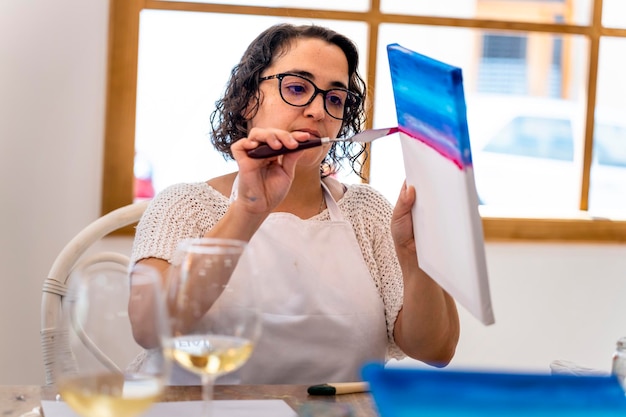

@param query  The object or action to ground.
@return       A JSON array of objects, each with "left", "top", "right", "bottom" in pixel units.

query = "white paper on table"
[{"left": 41, "top": 399, "right": 298, "bottom": 417}]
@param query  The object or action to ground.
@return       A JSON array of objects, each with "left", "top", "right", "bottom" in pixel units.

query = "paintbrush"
[
  {"left": 247, "top": 127, "right": 398, "bottom": 159},
  {"left": 307, "top": 381, "right": 370, "bottom": 396}
]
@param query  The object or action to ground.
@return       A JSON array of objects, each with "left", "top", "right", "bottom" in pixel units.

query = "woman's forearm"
[{"left": 393, "top": 246, "right": 460, "bottom": 366}]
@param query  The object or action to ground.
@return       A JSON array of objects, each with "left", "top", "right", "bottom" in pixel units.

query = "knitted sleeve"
[
  {"left": 339, "top": 184, "right": 406, "bottom": 361},
  {"left": 130, "top": 182, "right": 228, "bottom": 264}
]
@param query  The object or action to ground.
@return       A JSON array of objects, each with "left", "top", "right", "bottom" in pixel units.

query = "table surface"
[{"left": 1, "top": 384, "right": 380, "bottom": 417}]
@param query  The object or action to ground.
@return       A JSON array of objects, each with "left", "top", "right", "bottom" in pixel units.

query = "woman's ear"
[{"left": 243, "top": 92, "right": 262, "bottom": 121}]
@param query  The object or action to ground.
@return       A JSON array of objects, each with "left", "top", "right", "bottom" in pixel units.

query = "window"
[
  {"left": 132, "top": 11, "right": 367, "bottom": 197},
  {"left": 103, "top": 0, "right": 626, "bottom": 241}
]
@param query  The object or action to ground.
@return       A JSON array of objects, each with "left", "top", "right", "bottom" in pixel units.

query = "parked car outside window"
[{"left": 468, "top": 95, "right": 626, "bottom": 216}]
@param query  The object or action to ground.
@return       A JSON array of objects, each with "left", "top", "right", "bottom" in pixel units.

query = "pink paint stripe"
[{"left": 396, "top": 125, "right": 466, "bottom": 170}]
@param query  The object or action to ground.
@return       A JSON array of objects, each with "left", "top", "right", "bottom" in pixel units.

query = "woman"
[{"left": 129, "top": 23, "right": 459, "bottom": 384}]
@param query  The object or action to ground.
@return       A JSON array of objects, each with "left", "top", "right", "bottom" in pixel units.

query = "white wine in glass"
[
  {"left": 168, "top": 334, "right": 253, "bottom": 376},
  {"left": 55, "top": 263, "right": 170, "bottom": 417},
  {"left": 165, "top": 238, "right": 261, "bottom": 416}
]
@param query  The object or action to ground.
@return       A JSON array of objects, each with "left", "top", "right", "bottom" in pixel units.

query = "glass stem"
[{"left": 201, "top": 374, "right": 215, "bottom": 417}]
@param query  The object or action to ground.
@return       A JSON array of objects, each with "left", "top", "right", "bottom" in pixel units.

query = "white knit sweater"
[{"left": 131, "top": 181, "right": 406, "bottom": 360}]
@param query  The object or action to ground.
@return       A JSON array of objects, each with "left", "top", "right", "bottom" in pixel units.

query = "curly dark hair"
[{"left": 210, "top": 23, "right": 368, "bottom": 178}]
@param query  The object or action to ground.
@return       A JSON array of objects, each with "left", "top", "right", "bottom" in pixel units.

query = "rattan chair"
[{"left": 40, "top": 200, "right": 149, "bottom": 385}]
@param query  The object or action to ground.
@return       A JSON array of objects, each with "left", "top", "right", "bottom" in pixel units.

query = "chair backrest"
[{"left": 41, "top": 200, "right": 149, "bottom": 385}]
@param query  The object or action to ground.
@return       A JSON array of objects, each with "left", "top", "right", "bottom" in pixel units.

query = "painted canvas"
[
  {"left": 387, "top": 43, "right": 494, "bottom": 325},
  {"left": 362, "top": 362, "right": 626, "bottom": 416}
]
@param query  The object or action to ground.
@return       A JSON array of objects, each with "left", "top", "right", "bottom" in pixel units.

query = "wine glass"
[
  {"left": 164, "top": 237, "right": 262, "bottom": 416},
  {"left": 54, "top": 262, "right": 170, "bottom": 417}
]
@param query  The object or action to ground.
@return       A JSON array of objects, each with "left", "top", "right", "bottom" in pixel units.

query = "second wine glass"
[
  {"left": 164, "top": 237, "right": 262, "bottom": 416},
  {"left": 54, "top": 263, "right": 170, "bottom": 417}
]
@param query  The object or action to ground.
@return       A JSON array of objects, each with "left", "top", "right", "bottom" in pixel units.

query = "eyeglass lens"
[{"left": 278, "top": 74, "right": 356, "bottom": 120}]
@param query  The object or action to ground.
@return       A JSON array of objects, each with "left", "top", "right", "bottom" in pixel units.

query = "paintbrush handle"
[
  {"left": 247, "top": 138, "right": 326, "bottom": 159},
  {"left": 246, "top": 127, "right": 397, "bottom": 158},
  {"left": 307, "top": 381, "right": 370, "bottom": 395}
]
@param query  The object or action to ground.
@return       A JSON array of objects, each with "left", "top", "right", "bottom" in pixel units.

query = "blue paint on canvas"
[
  {"left": 363, "top": 362, "right": 626, "bottom": 416},
  {"left": 387, "top": 43, "right": 472, "bottom": 169}
]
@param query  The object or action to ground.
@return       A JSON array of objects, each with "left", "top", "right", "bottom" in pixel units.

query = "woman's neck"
[{"left": 274, "top": 173, "right": 326, "bottom": 219}]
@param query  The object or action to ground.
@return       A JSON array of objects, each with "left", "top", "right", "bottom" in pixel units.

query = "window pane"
[
  {"left": 380, "top": 0, "right": 474, "bottom": 19},
  {"left": 588, "top": 37, "right": 626, "bottom": 218},
  {"left": 160, "top": 0, "right": 369, "bottom": 12},
  {"left": 602, "top": 0, "right": 626, "bottom": 29},
  {"left": 371, "top": 23, "right": 590, "bottom": 213},
  {"left": 134, "top": 10, "right": 368, "bottom": 199},
  {"left": 380, "top": 0, "right": 592, "bottom": 25}
]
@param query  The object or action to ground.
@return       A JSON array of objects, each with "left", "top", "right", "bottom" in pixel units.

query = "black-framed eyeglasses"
[{"left": 259, "top": 73, "right": 361, "bottom": 121}]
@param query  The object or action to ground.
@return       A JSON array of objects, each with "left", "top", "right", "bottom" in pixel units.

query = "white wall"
[
  {"left": 1, "top": 0, "right": 109, "bottom": 383},
  {"left": 2, "top": 0, "right": 626, "bottom": 385},
  {"left": 402, "top": 243, "right": 626, "bottom": 375}
]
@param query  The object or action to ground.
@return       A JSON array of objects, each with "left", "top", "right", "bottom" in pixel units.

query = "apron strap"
[
  {"left": 229, "top": 176, "right": 238, "bottom": 203},
  {"left": 321, "top": 180, "right": 344, "bottom": 222}
]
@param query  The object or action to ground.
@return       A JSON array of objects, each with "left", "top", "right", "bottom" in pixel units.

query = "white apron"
[{"left": 165, "top": 181, "right": 388, "bottom": 384}]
